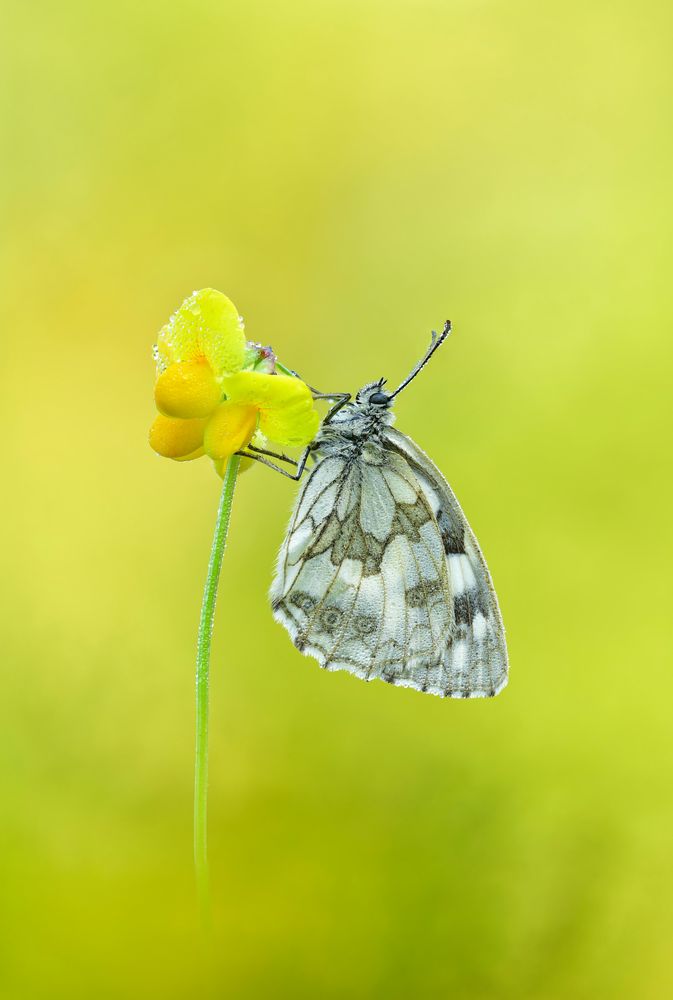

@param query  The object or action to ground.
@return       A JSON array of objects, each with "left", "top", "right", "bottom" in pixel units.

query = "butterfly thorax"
[{"left": 313, "top": 381, "right": 395, "bottom": 459}]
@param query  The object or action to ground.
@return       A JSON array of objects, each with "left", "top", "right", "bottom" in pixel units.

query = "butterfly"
[{"left": 242, "top": 323, "right": 508, "bottom": 698}]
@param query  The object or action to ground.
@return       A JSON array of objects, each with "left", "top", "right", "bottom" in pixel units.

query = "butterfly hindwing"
[{"left": 271, "top": 447, "right": 458, "bottom": 688}]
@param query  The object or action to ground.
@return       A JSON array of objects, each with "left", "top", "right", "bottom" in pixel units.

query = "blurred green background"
[{"left": 2, "top": 1, "right": 672, "bottom": 997}]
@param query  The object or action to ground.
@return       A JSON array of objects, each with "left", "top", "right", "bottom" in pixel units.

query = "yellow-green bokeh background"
[{"left": 2, "top": 2, "right": 672, "bottom": 997}]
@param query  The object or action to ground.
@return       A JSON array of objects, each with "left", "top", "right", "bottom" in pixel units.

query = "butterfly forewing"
[
  {"left": 383, "top": 427, "right": 508, "bottom": 697},
  {"left": 271, "top": 424, "right": 508, "bottom": 698}
]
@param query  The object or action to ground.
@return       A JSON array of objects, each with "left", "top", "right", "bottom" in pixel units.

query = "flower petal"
[
  {"left": 154, "top": 359, "right": 222, "bottom": 419},
  {"left": 149, "top": 414, "right": 208, "bottom": 460},
  {"left": 155, "top": 289, "right": 245, "bottom": 376},
  {"left": 173, "top": 446, "right": 206, "bottom": 461},
  {"left": 203, "top": 402, "right": 258, "bottom": 460},
  {"left": 221, "top": 372, "right": 320, "bottom": 448}
]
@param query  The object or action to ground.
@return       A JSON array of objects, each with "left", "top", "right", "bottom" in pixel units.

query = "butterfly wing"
[
  {"left": 384, "top": 426, "right": 508, "bottom": 697},
  {"left": 270, "top": 433, "right": 508, "bottom": 699},
  {"left": 270, "top": 448, "right": 455, "bottom": 688}
]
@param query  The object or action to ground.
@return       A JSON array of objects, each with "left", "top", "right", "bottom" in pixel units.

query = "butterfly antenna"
[{"left": 388, "top": 320, "right": 452, "bottom": 401}]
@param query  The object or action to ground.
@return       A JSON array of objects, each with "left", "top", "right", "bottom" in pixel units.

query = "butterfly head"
[{"left": 355, "top": 378, "right": 392, "bottom": 411}]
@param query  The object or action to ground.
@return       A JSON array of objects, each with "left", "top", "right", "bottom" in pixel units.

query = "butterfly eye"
[{"left": 369, "top": 392, "right": 389, "bottom": 405}]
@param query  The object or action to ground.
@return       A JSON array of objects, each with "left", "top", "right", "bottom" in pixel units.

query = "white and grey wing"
[
  {"left": 384, "top": 426, "right": 508, "bottom": 698},
  {"left": 271, "top": 434, "right": 508, "bottom": 699},
  {"left": 270, "top": 450, "right": 455, "bottom": 690}
]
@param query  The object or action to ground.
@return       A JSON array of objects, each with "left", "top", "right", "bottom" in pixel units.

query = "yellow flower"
[{"left": 149, "top": 289, "right": 320, "bottom": 473}]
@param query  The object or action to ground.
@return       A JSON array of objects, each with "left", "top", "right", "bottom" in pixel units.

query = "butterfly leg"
[
  {"left": 319, "top": 393, "right": 351, "bottom": 423},
  {"left": 235, "top": 445, "right": 313, "bottom": 481},
  {"left": 246, "top": 444, "right": 301, "bottom": 467},
  {"left": 283, "top": 367, "right": 351, "bottom": 420}
]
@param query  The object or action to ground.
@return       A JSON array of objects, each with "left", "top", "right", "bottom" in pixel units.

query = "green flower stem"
[
  {"left": 194, "top": 454, "right": 241, "bottom": 924},
  {"left": 275, "top": 360, "right": 295, "bottom": 377}
]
